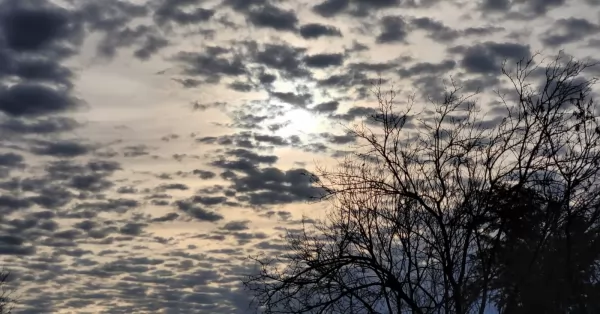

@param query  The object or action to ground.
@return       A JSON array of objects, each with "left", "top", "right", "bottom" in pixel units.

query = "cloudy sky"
[{"left": 0, "top": 0, "right": 599, "bottom": 312}]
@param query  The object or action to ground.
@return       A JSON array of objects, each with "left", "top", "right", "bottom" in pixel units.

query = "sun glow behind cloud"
[{"left": 1, "top": 0, "right": 599, "bottom": 312}]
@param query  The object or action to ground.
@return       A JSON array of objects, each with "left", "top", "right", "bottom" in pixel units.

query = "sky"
[{"left": 0, "top": 0, "right": 599, "bottom": 313}]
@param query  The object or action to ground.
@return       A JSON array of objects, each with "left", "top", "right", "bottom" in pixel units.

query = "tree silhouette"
[
  {"left": 243, "top": 53, "right": 600, "bottom": 314},
  {"left": 0, "top": 269, "right": 14, "bottom": 314},
  {"left": 478, "top": 185, "right": 600, "bottom": 313}
]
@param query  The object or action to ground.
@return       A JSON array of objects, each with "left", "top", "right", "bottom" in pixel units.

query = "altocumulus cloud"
[{"left": 0, "top": 0, "right": 599, "bottom": 313}]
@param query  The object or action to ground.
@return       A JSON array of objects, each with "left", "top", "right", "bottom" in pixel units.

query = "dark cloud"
[
  {"left": 197, "top": 132, "right": 256, "bottom": 148},
  {"left": 175, "top": 200, "right": 224, "bottom": 222},
  {"left": 0, "top": 117, "right": 80, "bottom": 134},
  {"left": 450, "top": 41, "right": 531, "bottom": 74},
  {"left": 377, "top": 16, "right": 409, "bottom": 43},
  {"left": 463, "top": 25, "right": 505, "bottom": 36},
  {"left": 0, "top": 55, "right": 73, "bottom": 87},
  {"left": 313, "top": 0, "right": 350, "bottom": 17},
  {"left": 319, "top": 132, "right": 356, "bottom": 144},
  {"left": 221, "top": 220, "right": 250, "bottom": 231},
  {"left": 154, "top": 0, "right": 215, "bottom": 26},
  {"left": 117, "top": 186, "right": 137, "bottom": 194},
  {"left": 174, "top": 50, "right": 247, "bottom": 83},
  {"left": 68, "top": 173, "right": 114, "bottom": 192},
  {"left": 123, "top": 144, "right": 152, "bottom": 157},
  {"left": 228, "top": 81, "right": 255, "bottom": 92},
  {"left": 258, "top": 72, "right": 277, "bottom": 84},
  {"left": 0, "top": 195, "right": 31, "bottom": 214},
  {"left": 81, "top": 0, "right": 171, "bottom": 60},
  {"left": 151, "top": 212, "right": 179, "bottom": 222},
  {"left": 192, "top": 169, "right": 216, "bottom": 179},
  {"left": 119, "top": 223, "right": 146, "bottom": 236},
  {"left": 409, "top": 17, "right": 459, "bottom": 42},
  {"left": 223, "top": 148, "right": 278, "bottom": 165},
  {"left": 228, "top": 167, "right": 324, "bottom": 205},
  {"left": 30, "top": 140, "right": 91, "bottom": 157},
  {"left": 173, "top": 78, "right": 203, "bottom": 88},
  {"left": 312, "top": 0, "right": 435, "bottom": 17},
  {"left": 246, "top": 4, "right": 298, "bottom": 31},
  {"left": 479, "top": 0, "right": 567, "bottom": 16},
  {"left": 246, "top": 42, "right": 310, "bottom": 79},
  {"left": 0, "top": 234, "right": 36, "bottom": 255},
  {"left": 0, "top": 0, "right": 83, "bottom": 56},
  {"left": 222, "top": 0, "right": 270, "bottom": 12},
  {"left": 72, "top": 198, "right": 139, "bottom": 215},
  {"left": 0, "top": 83, "right": 80, "bottom": 117},
  {"left": 96, "top": 25, "right": 151, "bottom": 59},
  {"left": 81, "top": 0, "right": 147, "bottom": 32},
  {"left": 299, "top": 23, "right": 342, "bottom": 39},
  {"left": 410, "top": 18, "right": 504, "bottom": 42},
  {"left": 541, "top": 18, "right": 600, "bottom": 47},
  {"left": 398, "top": 59, "right": 456, "bottom": 77},
  {"left": 331, "top": 106, "right": 378, "bottom": 121},
  {"left": 1, "top": 159, "right": 123, "bottom": 211},
  {"left": 270, "top": 91, "right": 312, "bottom": 107},
  {"left": 304, "top": 53, "right": 345, "bottom": 68},
  {"left": 0, "top": 152, "right": 24, "bottom": 168},
  {"left": 157, "top": 183, "right": 190, "bottom": 191},
  {"left": 480, "top": 0, "right": 511, "bottom": 12},
  {"left": 311, "top": 100, "right": 339, "bottom": 113},
  {"left": 191, "top": 195, "right": 228, "bottom": 206},
  {"left": 349, "top": 60, "right": 402, "bottom": 73}
]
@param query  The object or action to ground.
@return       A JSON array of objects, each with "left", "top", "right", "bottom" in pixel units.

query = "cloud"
[
  {"left": 175, "top": 200, "right": 224, "bottom": 221},
  {"left": 0, "top": 116, "right": 80, "bottom": 134},
  {"left": 0, "top": 55, "right": 74, "bottom": 87},
  {"left": 270, "top": 91, "right": 312, "bottom": 107},
  {"left": 192, "top": 169, "right": 217, "bottom": 179},
  {"left": 0, "top": 84, "right": 81, "bottom": 117},
  {"left": 312, "top": 0, "right": 349, "bottom": 17},
  {"left": 312, "top": 0, "right": 434, "bottom": 17},
  {"left": 541, "top": 17, "right": 600, "bottom": 47},
  {"left": 0, "top": 152, "right": 24, "bottom": 168},
  {"left": 0, "top": 0, "right": 83, "bottom": 56},
  {"left": 398, "top": 59, "right": 456, "bottom": 77},
  {"left": 221, "top": 220, "right": 250, "bottom": 231},
  {"left": 409, "top": 16, "right": 459, "bottom": 42},
  {"left": 174, "top": 50, "right": 247, "bottom": 83},
  {"left": 450, "top": 41, "right": 531, "bottom": 75},
  {"left": 0, "top": 234, "right": 36, "bottom": 255},
  {"left": 1, "top": 0, "right": 596, "bottom": 312},
  {"left": 377, "top": 16, "right": 409, "bottom": 43},
  {"left": 30, "top": 140, "right": 91, "bottom": 157},
  {"left": 304, "top": 53, "right": 345, "bottom": 68},
  {"left": 245, "top": 42, "right": 310, "bottom": 79},
  {"left": 299, "top": 23, "right": 342, "bottom": 39},
  {"left": 311, "top": 100, "right": 340, "bottom": 113},
  {"left": 246, "top": 4, "right": 298, "bottom": 31},
  {"left": 153, "top": 0, "right": 215, "bottom": 26}
]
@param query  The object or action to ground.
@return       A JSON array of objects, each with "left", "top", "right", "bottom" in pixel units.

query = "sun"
[{"left": 276, "top": 108, "right": 323, "bottom": 138}]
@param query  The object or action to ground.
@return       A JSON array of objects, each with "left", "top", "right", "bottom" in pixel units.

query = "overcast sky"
[{"left": 0, "top": 0, "right": 599, "bottom": 313}]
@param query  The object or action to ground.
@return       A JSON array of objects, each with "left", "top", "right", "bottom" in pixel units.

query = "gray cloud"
[
  {"left": 377, "top": 15, "right": 409, "bottom": 43},
  {"left": 246, "top": 4, "right": 298, "bottom": 31},
  {"left": 450, "top": 41, "right": 531, "bottom": 74},
  {"left": 299, "top": 23, "right": 342, "bottom": 39},
  {"left": 541, "top": 17, "right": 600, "bottom": 47},
  {"left": 0, "top": 84, "right": 81, "bottom": 117}
]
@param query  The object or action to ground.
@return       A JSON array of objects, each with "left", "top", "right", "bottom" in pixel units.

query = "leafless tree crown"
[{"left": 243, "top": 53, "right": 600, "bottom": 314}]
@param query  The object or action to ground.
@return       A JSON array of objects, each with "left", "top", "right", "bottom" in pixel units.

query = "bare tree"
[
  {"left": 0, "top": 269, "right": 14, "bottom": 314},
  {"left": 243, "top": 53, "right": 600, "bottom": 314}
]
